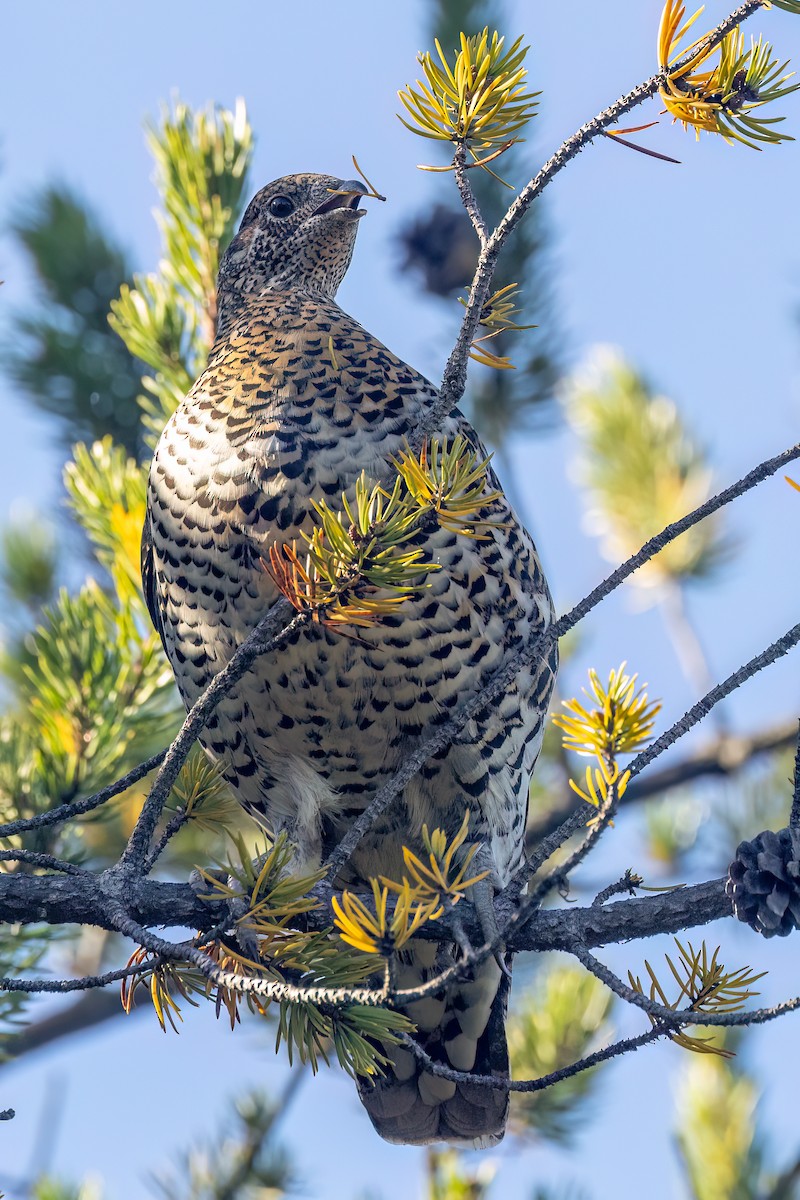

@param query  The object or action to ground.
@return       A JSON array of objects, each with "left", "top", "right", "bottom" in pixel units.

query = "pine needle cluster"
[
  {"left": 398, "top": 29, "right": 539, "bottom": 173},
  {"left": 333, "top": 811, "right": 487, "bottom": 957},
  {"left": 267, "top": 437, "right": 501, "bottom": 628},
  {"left": 124, "top": 832, "right": 415, "bottom": 1079},
  {"left": 629, "top": 938, "right": 766, "bottom": 1056},
  {"left": 553, "top": 664, "right": 661, "bottom": 811},
  {"left": 659, "top": 2, "right": 800, "bottom": 147},
  {"left": 460, "top": 283, "right": 536, "bottom": 369}
]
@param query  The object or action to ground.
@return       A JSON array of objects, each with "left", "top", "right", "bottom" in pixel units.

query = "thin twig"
[
  {"left": 322, "top": 639, "right": 558, "bottom": 880},
  {"left": 0, "top": 850, "right": 89, "bottom": 877},
  {"left": 490, "top": 785, "right": 622, "bottom": 961},
  {"left": 522, "top": 784, "right": 619, "bottom": 910},
  {"left": 790, "top": 720, "right": 800, "bottom": 828},
  {"left": 453, "top": 146, "right": 489, "bottom": 243},
  {"left": 511, "top": 809, "right": 588, "bottom": 902},
  {"left": 627, "top": 623, "right": 800, "bottom": 783},
  {"left": 435, "top": 1, "right": 765, "bottom": 426},
  {"left": 143, "top": 809, "right": 192, "bottom": 874},
  {"left": 573, "top": 942, "right": 800, "bottom": 1028},
  {"left": 267, "top": 1063, "right": 309, "bottom": 1137},
  {"left": 0, "top": 750, "right": 166, "bottom": 840},
  {"left": 601, "top": 129, "right": 681, "bottom": 164},
  {"left": 592, "top": 870, "right": 642, "bottom": 908},
  {"left": 119, "top": 608, "right": 307, "bottom": 872},
  {"left": 620, "top": 720, "right": 798, "bottom": 802},
  {"left": 400, "top": 1024, "right": 664, "bottom": 1091},
  {"left": 0, "top": 960, "right": 162, "bottom": 995},
  {"left": 212, "top": 1069, "right": 307, "bottom": 1200}
]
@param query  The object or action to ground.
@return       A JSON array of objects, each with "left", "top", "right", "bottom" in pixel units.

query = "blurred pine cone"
[{"left": 396, "top": 203, "right": 477, "bottom": 297}]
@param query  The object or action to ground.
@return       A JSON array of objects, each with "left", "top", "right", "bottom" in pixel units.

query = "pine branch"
[
  {"left": 434, "top": 1, "right": 768, "bottom": 428},
  {"left": 0, "top": 749, "right": 166, "bottom": 840},
  {"left": 0, "top": 874, "right": 733, "bottom": 983},
  {"left": 528, "top": 719, "right": 800, "bottom": 841},
  {"left": 573, "top": 943, "right": 800, "bottom": 1030},
  {"left": 400, "top": 1024, "right": 664, "bottom": 1091}
]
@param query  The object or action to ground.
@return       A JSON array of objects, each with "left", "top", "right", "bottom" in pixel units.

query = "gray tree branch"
[
  {"left": 401, "top": 1024, "right": 664, "bottom": 1092},
  {"left": 0, "top": 872, "right": 733, "bottom": 964},
  {"left": 572, "top": 942, "right": 800, "bottom": 1029}
]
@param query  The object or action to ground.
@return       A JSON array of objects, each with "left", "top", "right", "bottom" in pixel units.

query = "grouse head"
[{"left": 218, "top": 173, "right": 368, "bottom": 302}]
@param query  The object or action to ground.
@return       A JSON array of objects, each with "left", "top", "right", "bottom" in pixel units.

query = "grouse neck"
[{"left": 214, "top": 285, "right": 343, "bottom": 344}]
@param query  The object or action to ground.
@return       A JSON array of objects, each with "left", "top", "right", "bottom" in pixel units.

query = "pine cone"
[{"left": 726, "top": 827, "right": 800, "bottom": 938}]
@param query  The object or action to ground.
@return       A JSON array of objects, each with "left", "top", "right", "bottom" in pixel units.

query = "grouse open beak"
[{"left": 312, "top": 179, "right": 369, "bottom": 218}]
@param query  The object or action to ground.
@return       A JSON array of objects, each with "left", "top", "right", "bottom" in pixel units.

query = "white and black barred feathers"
[{"left": 143, "top": 173, "right": 558, "bottom": 1146}]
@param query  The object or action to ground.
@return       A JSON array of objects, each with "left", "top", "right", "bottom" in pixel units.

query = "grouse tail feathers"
[{"left": 357, "top": 940, "right": 511, "bottom": 1147}]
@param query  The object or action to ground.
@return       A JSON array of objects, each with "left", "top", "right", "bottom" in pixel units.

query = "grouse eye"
[{"left": 268, "top": 194, "right": 295, "bottom": 219}]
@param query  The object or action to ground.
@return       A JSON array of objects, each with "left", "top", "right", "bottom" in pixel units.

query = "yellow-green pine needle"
[{"left": 397, "top": 27, "right": 539, "bottom": 169}]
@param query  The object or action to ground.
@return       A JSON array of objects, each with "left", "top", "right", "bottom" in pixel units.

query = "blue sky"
[{"left": 1, "top": 1, "right": 800, "bottom": 1196}]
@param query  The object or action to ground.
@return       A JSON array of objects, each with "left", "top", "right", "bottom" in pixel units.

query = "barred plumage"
[{"left": 143, "top": 173, "right": 557, "bottom": 1146}]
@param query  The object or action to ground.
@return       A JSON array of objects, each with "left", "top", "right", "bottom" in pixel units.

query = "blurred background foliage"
[
  {"left": 6, "top": 187, "right": 143, "bottom": 458},
  {"left": 1, "top": 0, "right": 799, "bottom": 1195}
]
